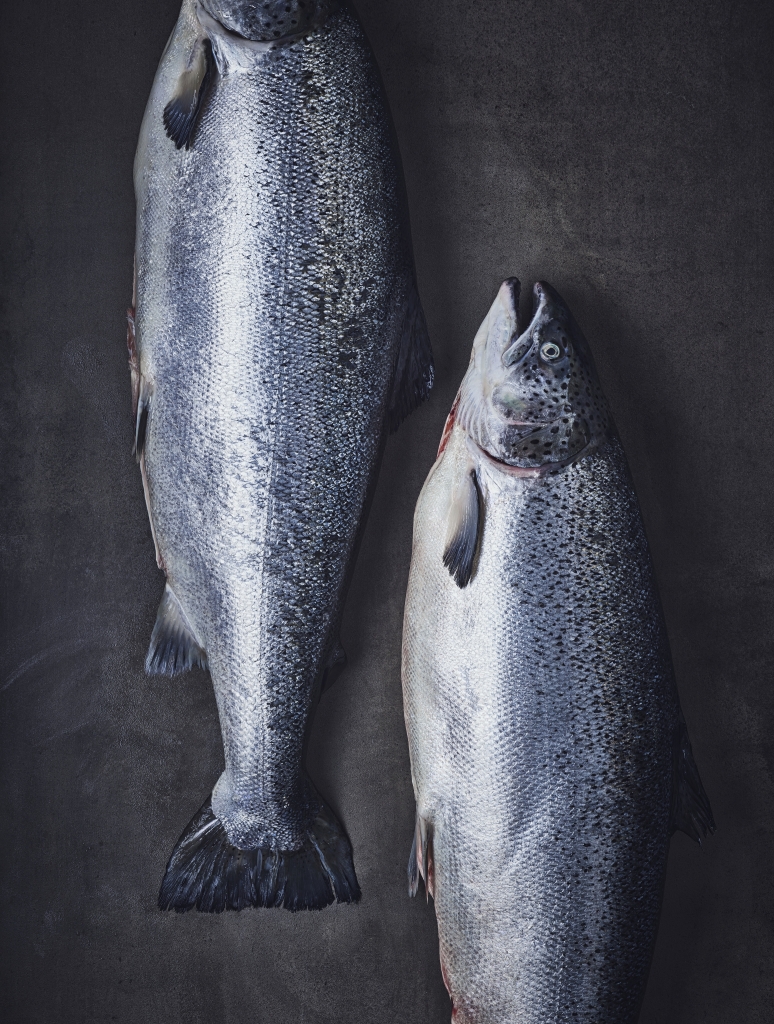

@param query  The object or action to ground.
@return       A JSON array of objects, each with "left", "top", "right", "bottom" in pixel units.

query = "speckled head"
[
  {"left": 200, "top": 0, "right": 337, "bottom": 41},
  {"left": 457, "top": 278, "right": 610, "bottom": 470}
]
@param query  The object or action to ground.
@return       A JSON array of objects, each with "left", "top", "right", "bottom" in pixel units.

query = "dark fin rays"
[
  {"left": 158, "top": 797, "right": 360, "bottom": 912},
  {"left": 407, "top": 825, "right": 419, "bottom": 897},
  {"left": 146, "top": 584, "right": 208, "bottom": 676},
  {"left": 670, "top": 716, "right": 716, "bottom": 843},
  {"left": 421, "top": 820, "right": 434, "bottom": 899},
  {"left": 133, "top": 380, "right": 150, "bottom": 462},
  {"left": 386, "top": 283, "right": 434, "bottom": 433},
  {"left": 307, "top": 801, "right": 360, "bottom": 904},
  {"left": 407, "top": 812, "right": 434, "bottom": 900},
  {"left": 163, "top": 37, "right": 215, "bottom": 150},
  {"left": 443, "top": 465, "right": 482, "bottom": 588}
]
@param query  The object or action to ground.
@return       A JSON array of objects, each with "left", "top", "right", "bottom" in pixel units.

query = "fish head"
[
  {"left": 458, "top": 279, "right": 609, "bottom": 469},
  {"left": 200, "top": 0, "right": 335, "bottom": 40}
]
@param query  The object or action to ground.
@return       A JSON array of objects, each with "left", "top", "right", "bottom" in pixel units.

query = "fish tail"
[
  {"left": 158, "top": 796, "right": 360, "bottom": 912},
  {"left": 670, "top": 716, "right": 716, "bottom": 843}
]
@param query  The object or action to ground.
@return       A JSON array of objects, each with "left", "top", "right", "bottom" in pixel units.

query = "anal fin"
[
  {"left": 386, "top": 282, "right": 434, "bottom": 433},
  {"left": 163, "top": 37, "right": 215, "bottom": 150},
  {"left": 442, "top": 459, "right": 482, "bottom": 588},
  {"left": 146, "top": 584, "right": 207, "bottom": 676},
  {"left": 670, "top": 716, "right": 716, "bottom": 842}
]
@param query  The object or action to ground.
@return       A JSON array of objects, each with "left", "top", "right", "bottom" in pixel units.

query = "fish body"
[
  {"left": 132, "top": 0, "right": 432, "bottom": 912},
  {"left": 402, "top": 280, "right": 712, "bottom": 1022}
]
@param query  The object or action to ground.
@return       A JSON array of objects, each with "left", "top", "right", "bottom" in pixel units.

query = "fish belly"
[
  {"left": 403, "top": 428, "right": 676, "bottom": 1023},
  {"left": 136, "top": 3, "right": 412, "bottom": 850}
]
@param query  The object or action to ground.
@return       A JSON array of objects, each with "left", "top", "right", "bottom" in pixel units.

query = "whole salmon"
[
  {"left": 402, "top": 279, "right": 712, "bottom": 1022},
  {"left": 130, "top": 0, "right": 433, "bottom": 912}
]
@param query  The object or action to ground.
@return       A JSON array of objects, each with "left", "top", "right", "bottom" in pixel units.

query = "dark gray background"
[{"left": 1, "top": 0, "right": 772, "bottom": 1021}]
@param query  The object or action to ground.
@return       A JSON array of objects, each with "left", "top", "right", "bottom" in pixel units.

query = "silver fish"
[
  {"left": 402, "top": 279, "right": 712, "bottom": 1022},
  {"left": 130, "top": 0, "right": 433, "bottom": 912}
]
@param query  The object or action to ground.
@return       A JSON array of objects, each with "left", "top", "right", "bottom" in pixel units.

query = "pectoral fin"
[
  {"left": 163, "top": 37, "right": 215, "bottom": 150},
  {"left": 442, "top": 461, "right": 482, "bottom": 588}
]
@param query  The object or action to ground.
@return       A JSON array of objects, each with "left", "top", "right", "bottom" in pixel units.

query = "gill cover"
[
  {"left": 201, "top": 0, "right": 337, "bottom": 41},
  {"left": 456, "top": 277, "right": 522, "bottom": 455}
]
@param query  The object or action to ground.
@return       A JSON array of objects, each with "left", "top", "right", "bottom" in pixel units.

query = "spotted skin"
[
  {"left": 402, "top": 281, "right": 712, "bottom": 1022},
  {"left": 458, "top": 279, "right": 608, "bottom": 470}
]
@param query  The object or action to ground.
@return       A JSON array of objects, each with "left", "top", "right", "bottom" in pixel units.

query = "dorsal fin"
[
  {"left": 386, "top": 282, "right": 434, "bottom": 432},
  {"left": 319, "top": 637, "right": 347, "bottom": 695},
  {"left": 670, "top": 716, "right": 716, "bottom": 842}
]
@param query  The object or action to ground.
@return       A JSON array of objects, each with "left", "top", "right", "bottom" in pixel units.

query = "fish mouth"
[{"left": 469, "top": 435, "right": 596, "bottom": 477}]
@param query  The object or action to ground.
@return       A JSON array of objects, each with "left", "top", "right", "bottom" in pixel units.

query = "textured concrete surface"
[{"left": 1, "top": 1, "right": 772, "bottom": 1021}]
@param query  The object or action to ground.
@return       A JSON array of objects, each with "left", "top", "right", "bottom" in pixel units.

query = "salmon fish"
[
  {"left": 130, "top": 0, "right": 433, "bottom": 912},
  {"left": 402, "top": 279, "right": 712, "bottom": 1021}
]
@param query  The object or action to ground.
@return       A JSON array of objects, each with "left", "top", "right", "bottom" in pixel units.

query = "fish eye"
[{"left": 540, "top": 341, "right": 562, "bottom": 361}]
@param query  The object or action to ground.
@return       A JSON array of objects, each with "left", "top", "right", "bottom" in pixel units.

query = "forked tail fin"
[
  {"left": 158, "top": 796, "right": 360, "bottom": 912},
  {"left": 671, "top": 717, "right": 716, "bottom": 843}
]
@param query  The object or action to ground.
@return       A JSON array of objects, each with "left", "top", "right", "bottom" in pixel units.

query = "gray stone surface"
[{"left": 1, "top": 0, "right": 771, "bottom": 1021}]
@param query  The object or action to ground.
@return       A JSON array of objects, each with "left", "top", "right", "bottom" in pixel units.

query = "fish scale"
[
  {"left": 133, "top": 0, "right": 432, "bottom": 911},
  {"left": 402, "top": 279, "right": 712, "bottom": 1021}
]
